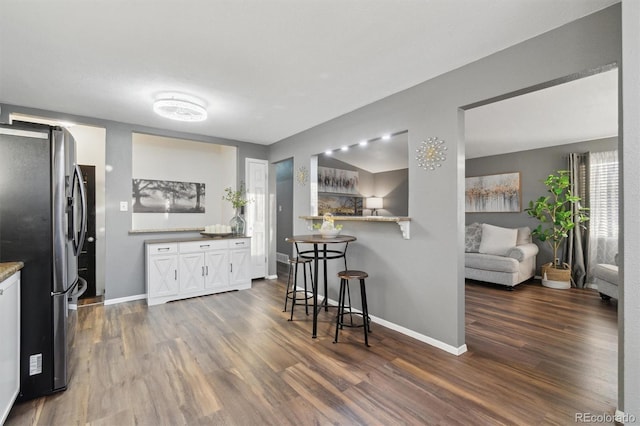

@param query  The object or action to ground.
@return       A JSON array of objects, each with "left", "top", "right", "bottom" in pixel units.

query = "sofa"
[
  {"left": 465, "top": 223, "right": 539, "bottom": 288},
  {"left": 593, "top": 254, "right": 619, "bottom": 300}
]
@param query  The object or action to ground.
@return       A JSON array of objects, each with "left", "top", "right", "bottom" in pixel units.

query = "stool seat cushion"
[{"left": 338, "top": 270, "right": 368, "bottom": 279}]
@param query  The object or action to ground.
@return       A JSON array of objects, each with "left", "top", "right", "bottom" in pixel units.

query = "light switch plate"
[{"left": 120, "top": 201, "right": 128, "bottom": 211}]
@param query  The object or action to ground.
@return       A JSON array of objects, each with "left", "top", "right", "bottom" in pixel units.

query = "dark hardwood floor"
[{"left": 7, "top": 275, "right": 618, "bottom": 425}]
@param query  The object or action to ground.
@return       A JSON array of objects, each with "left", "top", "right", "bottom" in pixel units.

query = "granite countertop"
[
  {"left": 144, "top": 235, "right": 251, "bottom": 245},
  {"left": 299, "top": 215, "right": 411, "bottom": 222},
  {"left": 0, "top": 262, "right": 24, "bottom": 283}
]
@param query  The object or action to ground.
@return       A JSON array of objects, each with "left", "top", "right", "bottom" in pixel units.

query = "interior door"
[
  {"left": 78, "top": 165, "right": 96, "bottom": 298},
  {"left": 245, "top": 158, "right": 268, "bottom": 279}
]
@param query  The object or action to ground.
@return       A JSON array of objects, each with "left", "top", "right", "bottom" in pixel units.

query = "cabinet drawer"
[
  {"left": 147, "top": 243, "right": 178, "bottom": 255},
  {"left": 229, "top": 238, "right": 250, "bottom": 249},
  {"left": 179, "top": 240, "right": 228, "bottom": 253}
]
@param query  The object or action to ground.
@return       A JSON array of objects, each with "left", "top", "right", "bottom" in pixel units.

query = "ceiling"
[
  {"left": 328, "top": 132, "right": 408, "bottom": 174},
  {"left": 465, "top": 68, "right": 618, "bottom": 159},
  {"left": 0, "top": 0, "right": 619, "bottom": 146}
]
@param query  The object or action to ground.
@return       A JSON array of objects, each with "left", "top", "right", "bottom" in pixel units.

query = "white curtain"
[{"left": 587, "top": 150, "right": 619, "bottom": 282}]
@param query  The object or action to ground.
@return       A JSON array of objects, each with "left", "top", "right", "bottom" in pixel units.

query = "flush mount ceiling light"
[{"left": 153, "top": 98, "right": 207, "bottom": 122}]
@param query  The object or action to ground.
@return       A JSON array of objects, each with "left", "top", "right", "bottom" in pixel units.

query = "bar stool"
[
  {"left": 334, "top": 270, "right": 371, "bottom": 347},
  {"left": 283, "top": 256, "right": 314, "bottom": 321}
]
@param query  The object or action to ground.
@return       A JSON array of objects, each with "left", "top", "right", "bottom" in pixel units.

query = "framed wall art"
[
  {"left": 318, "top": 166, "right": 359, "bottom": 194},
  {"left": 465, "top": 172, "right": 521, "bottom": 213},
  {"left": 132, "top": 178, "right": 206, "bottom": 213}
]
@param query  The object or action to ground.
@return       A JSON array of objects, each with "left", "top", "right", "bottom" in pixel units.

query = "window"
[{"left": 587, "top": 150, "right": 618, "bottom": 279}]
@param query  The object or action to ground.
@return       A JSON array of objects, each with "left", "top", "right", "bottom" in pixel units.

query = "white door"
[{"left": 245, "top": 158, "right": 268, "bottom": 278}]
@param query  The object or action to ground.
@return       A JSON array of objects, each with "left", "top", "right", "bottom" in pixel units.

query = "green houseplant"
[
  {"left": 222, "top": 183, "right": 252, "bottom": 235},
  {"left": 525, "top": 170, "right": 589, "bottom": 288}
]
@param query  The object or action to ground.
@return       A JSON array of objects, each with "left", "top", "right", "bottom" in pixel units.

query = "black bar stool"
[
  {"left": 334, "top": 270, "right": 371, "bottom": 347},
  {"left": 283, "top": 256, "right": 314, "bottom": 321}
]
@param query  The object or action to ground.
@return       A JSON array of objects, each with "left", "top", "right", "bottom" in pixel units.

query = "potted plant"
[
  {"left": 222, "top": 183, "right": 252, "bottom": 235},
  {"left": 525, "top": 170, "right": 589, "bottom": 289}
]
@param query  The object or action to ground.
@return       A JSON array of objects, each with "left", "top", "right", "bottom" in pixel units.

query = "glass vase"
[{"left": 229, "top": 207, "right": 246, "bottom": 236}]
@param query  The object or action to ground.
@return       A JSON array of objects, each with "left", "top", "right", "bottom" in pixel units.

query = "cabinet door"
[
  {"left": 0, "top": 272, "right": 20, "bottom": 425},
  {"left": 179, "top": 253, "right": 205, "bottom": 294},
  {"left": 205, "top": 250, "right": 229, "bottom": 290},
  {"left": 148, "top": 254, "right": 179, "bottom": 298},
  {"left": 230, "top": 248, "right": 251, "bottom": 286}
]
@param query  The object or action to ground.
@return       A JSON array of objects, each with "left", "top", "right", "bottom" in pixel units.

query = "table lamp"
[{"left": 365, "top": 197, "right": 383, "bottom": 216}]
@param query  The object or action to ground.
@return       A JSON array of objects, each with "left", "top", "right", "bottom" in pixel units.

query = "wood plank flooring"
[{"left": 6, "top": 276, "right": 618, "bottom": 425}]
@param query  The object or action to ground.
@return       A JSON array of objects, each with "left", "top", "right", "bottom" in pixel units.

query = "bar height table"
[{"left": 285, "top": 234, "right": 356, "bottom": 337}]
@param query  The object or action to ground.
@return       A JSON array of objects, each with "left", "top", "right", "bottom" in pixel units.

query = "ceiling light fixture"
[
  {"left": 341, "top": 146, "right": 349, "bottom": 151},
  {"left": 153, "top": 98, "right": 207, "bottom": 122},
  {"left": 359, "top": 140, "right": 368, "bottom": 146}
]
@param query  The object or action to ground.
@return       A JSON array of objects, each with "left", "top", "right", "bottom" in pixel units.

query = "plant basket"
[{"left": 541, "top": 262, "right": 571, "bottom": 281}]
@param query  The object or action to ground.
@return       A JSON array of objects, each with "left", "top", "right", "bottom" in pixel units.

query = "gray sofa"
[
  {"left": 593, "top": 254, "right": 619, "bottom": 300},
  {"left": 465, "top": 223, "right": 539, "bottom": 288}
]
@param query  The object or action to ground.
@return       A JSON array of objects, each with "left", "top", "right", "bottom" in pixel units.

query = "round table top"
[{"left": 286, "top": 234, "right": 357, "bottom": 244}]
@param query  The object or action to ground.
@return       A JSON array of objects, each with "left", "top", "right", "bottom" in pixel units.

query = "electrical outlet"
[
  {"left": 29, "top": 353, "right": 42, "bottom": 375},
  {"left": 120, "top": 201, "right": 128, "bottom": 212}
]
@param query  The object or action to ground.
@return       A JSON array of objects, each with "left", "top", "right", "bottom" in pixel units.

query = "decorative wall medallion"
[
  {"left": 416, "top": 137, "right": 447, "bottom": 170},
  {"left": 296, "top": 166, "right": 309, "bottom": 186}
]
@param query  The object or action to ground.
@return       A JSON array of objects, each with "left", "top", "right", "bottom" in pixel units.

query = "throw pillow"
[
  {"left": 479, "top": 223, "right": 518, "bottom": 256},
  {"left": 516, "top": 226, "right": 532, "bottom": 245},
  {"left": 465, "top": 222, "right": 482, "bottom": 253}
]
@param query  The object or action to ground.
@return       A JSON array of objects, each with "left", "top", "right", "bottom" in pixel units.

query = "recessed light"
[
  {"left": 359, "top": 140, "right": 368, "bottom": 146},
  {"left": 325, "top": 150, "right": 333, "bottom": 155},
  {"left": 341, "top": 146, "right": 349, "bottom": 151},
  {"left": 382, "top": 134, "right": 391, "bottom": 140},
  {"left": 153, "top": 98, "right": 207, "bottom": 122}
]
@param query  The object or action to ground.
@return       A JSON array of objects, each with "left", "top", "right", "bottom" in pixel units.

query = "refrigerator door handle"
[{"left": 71, "top": 164, "right": 88, "bottom": 255}]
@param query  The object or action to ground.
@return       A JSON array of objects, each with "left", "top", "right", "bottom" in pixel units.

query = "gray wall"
[
  {"left": 374, "top": 168, "right": 409, "bottom": 216},
  {"left": 0, "top": 104, "right": 269, "bottom": 301},
  {"left": 275, "top": 159, "right": 293, "bottom": 257},
  {"left": 268, "top": 4, "right": 621, "bottom": 355},
  {"left": 621, "top": 0, "right": 639, "bottom": 418},
  {"left": 466, "top": 137, "right": 618, "bottom": 271}
]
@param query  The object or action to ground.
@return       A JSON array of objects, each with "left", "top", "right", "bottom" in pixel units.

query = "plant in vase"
[
  {"left": 222, "top": 183, "right": 252, "bottom": 235},
  {"left": 525, "top": 170, "right": 589, "bottom": 289},
  {"left": 313, "top": 213, "right": 343, "bottom": 237}
]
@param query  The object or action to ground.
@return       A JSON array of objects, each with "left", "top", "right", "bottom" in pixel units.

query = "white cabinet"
[
  {"left": 229, "top": 239, "right": 251, "bottom": 286},
  {"left": 146, "top": 243, "right": 179, "bottom": 300},
  {"left": 146, "top": 238, "right": 251, "bottom": 306},
  {"left": 0, "top": 270, "right": 20, "bottom": 425}
]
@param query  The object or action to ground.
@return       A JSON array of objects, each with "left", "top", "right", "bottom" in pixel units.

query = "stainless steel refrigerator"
[{"left": 0, "top": 122, "right": 87, "bottom": 401}]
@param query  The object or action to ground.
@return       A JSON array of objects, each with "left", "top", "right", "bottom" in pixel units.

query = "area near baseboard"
[
  {"left": 307, "top": 289, "right": 467, "bottom": 356},
  {"left": 107, "top": 288, "right": 466, "bottom": 356},
  {"left": 104, "top": 293, "right": 147, "bottom": 306},
  {"left": 276, "top": 252, "right": 289, "bottom": 263}
]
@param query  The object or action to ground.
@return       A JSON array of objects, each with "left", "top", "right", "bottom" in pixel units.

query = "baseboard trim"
[
  {"left": 319, "top": 294, "right": 467, "bottom": 356},
  {"left": 104, "top": 294, "right": 147, "bottom": 306},
  {"left": 265, "top": 274, "right": 278, "bottom": 280},
  {"left": 614, "top": 409, "right": 636, "bottom": 423}
]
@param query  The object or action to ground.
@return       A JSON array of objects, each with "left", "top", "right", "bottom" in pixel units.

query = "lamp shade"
[{"left": 365, "top": 197, "right": 383, "bottom": 210}]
